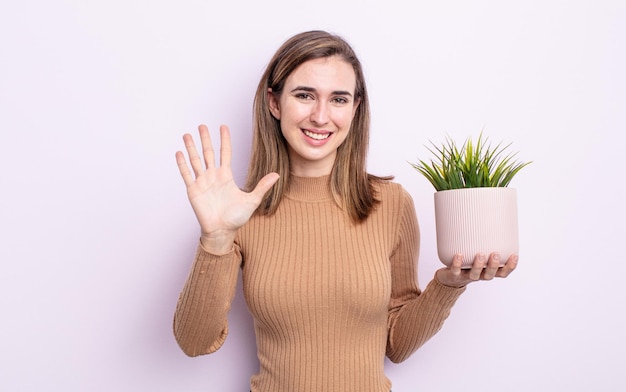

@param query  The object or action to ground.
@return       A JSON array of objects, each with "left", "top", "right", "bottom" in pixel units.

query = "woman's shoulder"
[
  {"left": 371, "top": 177, "right": 414, "bottom": 207},
  {"left": 372, "top": 176, "right": 408, "bottom": 194}
]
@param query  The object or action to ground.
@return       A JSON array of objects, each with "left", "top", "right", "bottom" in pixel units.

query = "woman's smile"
[{"left": 302, "top": 128, "right": 332, "bottom": 142}]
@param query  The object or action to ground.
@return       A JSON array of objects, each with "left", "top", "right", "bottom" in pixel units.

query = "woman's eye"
[
  {"left": 332, "top": 97, "right": 348, "bottom": 104},
  {"left": 295, "top": 93, "right": 313, "bottom": 100}
]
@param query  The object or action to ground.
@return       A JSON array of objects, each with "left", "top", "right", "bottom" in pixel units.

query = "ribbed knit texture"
[{"left": 174, "top": 175, "right": 465, "bottom": 392}]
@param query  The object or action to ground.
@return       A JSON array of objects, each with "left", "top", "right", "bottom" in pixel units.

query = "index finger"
[
  {"left": 219, "top": 124, "right": 232, "bottom": 168},
  {"left": 496, "top": 254, "right": 518, "bottom": 278}
]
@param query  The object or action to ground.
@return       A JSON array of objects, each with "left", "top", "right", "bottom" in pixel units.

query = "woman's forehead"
[{"left": 285, "top": 56, "right": 357, "bottom": 92}]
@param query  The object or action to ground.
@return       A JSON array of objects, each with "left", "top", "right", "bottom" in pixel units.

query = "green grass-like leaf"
[{"left": 409, "top": 132, "right": 532, "bottom": 191}]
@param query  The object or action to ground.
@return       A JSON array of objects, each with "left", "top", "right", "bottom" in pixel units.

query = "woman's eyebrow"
[{"left": 290, "top": 86, "right": 353, "bottom": 97}]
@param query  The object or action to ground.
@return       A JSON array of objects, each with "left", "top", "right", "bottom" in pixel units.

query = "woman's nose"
[{"left": 310, "top": 101, "right": 330, "bottom": 125}]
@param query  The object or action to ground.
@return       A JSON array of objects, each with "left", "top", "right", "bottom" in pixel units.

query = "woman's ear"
[{"left": 267, "top": 88, "right": 281, "bottom": 120}]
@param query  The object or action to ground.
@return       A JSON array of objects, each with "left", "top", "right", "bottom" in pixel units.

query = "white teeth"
[{"left": 303, "top": 130, "right": 330, "bottom": 140}]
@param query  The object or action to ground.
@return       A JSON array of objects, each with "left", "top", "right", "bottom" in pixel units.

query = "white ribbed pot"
[{"left": 434, "top": 187, "right": 519, "bottom": 269}]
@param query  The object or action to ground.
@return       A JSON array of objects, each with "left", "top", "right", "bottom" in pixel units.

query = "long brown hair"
[{"left": 246, "top": 30, "right": 391, "bottom": 222}]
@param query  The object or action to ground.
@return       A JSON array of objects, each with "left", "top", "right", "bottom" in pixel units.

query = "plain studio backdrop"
[{"left": 1, "top": 1, "right": 624, "bottom": 391}]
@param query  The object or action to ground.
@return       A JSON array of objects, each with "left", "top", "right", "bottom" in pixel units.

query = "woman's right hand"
[{"left": 176, "top": 124, "right": 279, "bottom": 254}]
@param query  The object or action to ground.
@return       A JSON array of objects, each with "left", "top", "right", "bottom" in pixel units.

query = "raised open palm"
[{"left": 176, "top": 124, "right": 279, "bottom": 253}]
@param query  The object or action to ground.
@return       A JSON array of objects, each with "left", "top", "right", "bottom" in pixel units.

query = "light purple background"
[{"left": 1, "top": 1, "right": 624, "bottom": 391}]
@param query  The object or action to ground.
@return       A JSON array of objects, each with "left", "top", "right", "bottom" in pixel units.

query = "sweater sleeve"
[
  {"left": 173, "top": 241, "right": 242, "bottom": 357},
  {"left": 386, "top": 189, "right": 466, "bottom": 363}
]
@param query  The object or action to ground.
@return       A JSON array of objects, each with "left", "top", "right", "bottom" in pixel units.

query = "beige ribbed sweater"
[{"left": 174, "top": 175, "right": 465, "bottom": 392}]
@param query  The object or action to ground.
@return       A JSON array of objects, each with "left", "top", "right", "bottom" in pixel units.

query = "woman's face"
[{"left": 268, "top": 56, "right": 359, "bottom": 177}]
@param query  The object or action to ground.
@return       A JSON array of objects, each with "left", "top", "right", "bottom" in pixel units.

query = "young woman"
[{"left": 174, "top": 30, "right": 517, "bottom": 392}]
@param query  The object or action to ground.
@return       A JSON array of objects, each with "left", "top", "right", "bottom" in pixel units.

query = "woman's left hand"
[{"left": 435, "top": 253, "right": 518, "bottom": 288}]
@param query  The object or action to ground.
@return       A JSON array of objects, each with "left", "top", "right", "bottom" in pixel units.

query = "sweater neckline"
[{"left": 286, "top": 175, "right": 334, "bottom": 202}]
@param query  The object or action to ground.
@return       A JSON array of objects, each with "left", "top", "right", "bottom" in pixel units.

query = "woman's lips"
[{"left": 302, "top": 129, "right": 331, "bottom": 140}]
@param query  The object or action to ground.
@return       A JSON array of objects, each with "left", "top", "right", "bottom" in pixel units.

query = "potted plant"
[{"left": 410, "top": 133, "right": 531, "bottom": 268}]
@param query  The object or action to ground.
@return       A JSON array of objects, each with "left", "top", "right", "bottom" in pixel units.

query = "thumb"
[{"left": 250, "top": 172, "right": 280, "bottom": 201}]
